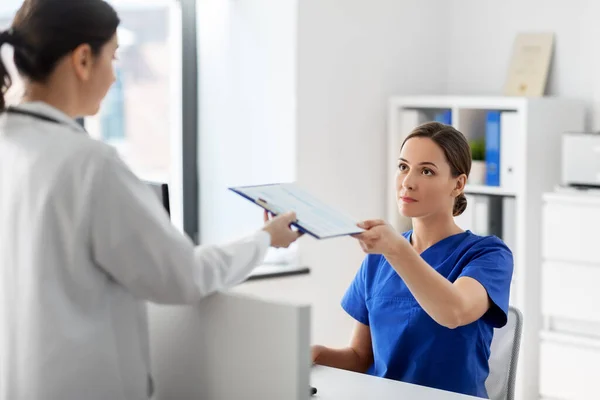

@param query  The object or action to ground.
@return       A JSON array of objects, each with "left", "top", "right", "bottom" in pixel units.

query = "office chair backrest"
[{"left": 485, "top": 306, "right": 523, "bottom": 400}]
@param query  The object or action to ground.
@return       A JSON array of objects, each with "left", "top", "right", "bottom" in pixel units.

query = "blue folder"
[{"left": 485, "top": 111, "right": 501, "bottom": 187}]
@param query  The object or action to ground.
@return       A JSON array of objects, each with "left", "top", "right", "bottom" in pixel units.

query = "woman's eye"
[
  {"left": 398, "top": 164, "right": 408, "bottom": 171},
  {"left": 422, "top": 168, "right": 434, "bottom": 176}
]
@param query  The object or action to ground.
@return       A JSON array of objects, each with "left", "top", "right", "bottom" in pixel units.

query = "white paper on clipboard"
[{"left": 229, "top": 183, "right": 364, "bottom": 239}]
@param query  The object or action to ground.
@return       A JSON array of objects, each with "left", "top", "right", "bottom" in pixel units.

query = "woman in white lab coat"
[{"left": 0, "top": 1, "right": 301, "bottom": 399}]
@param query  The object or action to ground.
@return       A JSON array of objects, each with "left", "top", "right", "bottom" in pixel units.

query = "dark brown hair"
[
  {"left": 0, "top": 0, "right": 120, "bottom": 110},
  {"left": 401, "top": 122, "right": 471, "bottom": 216}
]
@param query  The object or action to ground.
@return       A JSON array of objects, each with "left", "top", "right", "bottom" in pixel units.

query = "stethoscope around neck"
[{"left": 2, "top": 106, "right": 63, "bottom": 125}]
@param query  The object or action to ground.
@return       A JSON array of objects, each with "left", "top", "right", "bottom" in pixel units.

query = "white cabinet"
[
  {"left": 542, "top": 196, "right": 600, "bottom": 264},
  {"left": 540, "top": 191, "right": 600, "bottom": 400},
  {"left": 542, "top": 261, "right": 600, "bottom": 323},
  {"left": 540, "top": 332, "right": 600, "bottom": 400}
]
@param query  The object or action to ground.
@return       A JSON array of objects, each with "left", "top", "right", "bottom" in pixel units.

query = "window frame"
[{"left": 180, "top": 0, "right": 199, "bottom": 243}]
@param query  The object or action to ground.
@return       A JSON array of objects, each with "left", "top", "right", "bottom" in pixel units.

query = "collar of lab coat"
[{"left": 14, "top": 102, "right": 87, "bottom": 134}]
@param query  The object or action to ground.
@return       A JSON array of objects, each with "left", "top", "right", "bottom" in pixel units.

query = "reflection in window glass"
[{"left": 100, "top": 67, "right": 126, "bottom": 142}]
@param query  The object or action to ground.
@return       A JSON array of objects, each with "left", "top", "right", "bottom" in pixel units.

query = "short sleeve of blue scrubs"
[
  {"left": 458, "top": 238, "right": 513, "bottom": 328},
  {"left": 340, "top": 231, "right": 513, "bottom": 398}
]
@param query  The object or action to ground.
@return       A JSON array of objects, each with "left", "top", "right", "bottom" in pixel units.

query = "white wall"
[
  {"left": 196, "top": 0, "right": 297, "bottom": 245},
  {"left": 446, "top": 0, "right": 600, "bottom": 129},
  {"left": 236, "top": 0, "right": 450, "bottom": 347}
]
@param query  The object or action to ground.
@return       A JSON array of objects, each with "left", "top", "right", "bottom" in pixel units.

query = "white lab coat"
[{"left": 0, "top": 102, "right": 271, "bottom": 400}]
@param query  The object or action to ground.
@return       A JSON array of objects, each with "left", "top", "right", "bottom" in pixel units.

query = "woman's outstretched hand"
[{"left": 353, "top": 219, "right": 408, "bottom": 256}]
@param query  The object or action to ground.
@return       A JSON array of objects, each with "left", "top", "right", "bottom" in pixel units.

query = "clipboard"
[{"left": 229, "top": 183, "right": 364, "bottom": 240}]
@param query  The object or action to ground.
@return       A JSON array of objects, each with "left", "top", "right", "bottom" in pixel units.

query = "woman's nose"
[
  {"left": 397, "top": 170, "right": 415, "bottom": 191},
  {"left": 404, "top": 171, "right": 419, "bottom": 190}
]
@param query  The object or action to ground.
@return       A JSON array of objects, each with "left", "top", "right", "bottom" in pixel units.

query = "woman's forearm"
[
  {"left": 312, "top": 345, "right": 371, "bottom": 373},
  {"left": 385, "top": 247, "right": 470, "bottom": 329}
]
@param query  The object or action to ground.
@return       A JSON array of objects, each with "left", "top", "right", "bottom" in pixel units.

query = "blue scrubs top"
[{"left": 341, "top": 230, "right": 513, "bottom": 398}]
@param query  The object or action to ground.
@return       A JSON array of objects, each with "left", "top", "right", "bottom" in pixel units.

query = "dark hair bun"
[{"left": 453, "top": 193, "right": 467, "bottom": 217}]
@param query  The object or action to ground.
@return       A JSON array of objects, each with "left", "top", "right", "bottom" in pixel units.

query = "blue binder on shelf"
[
  {"left": 485, "top": 111, "right": 501, "bottom": 187},
  {"left": 434, "top": 110, "right": 452, "bottom": 125}
]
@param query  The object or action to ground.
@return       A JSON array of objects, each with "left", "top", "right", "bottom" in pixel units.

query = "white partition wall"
[{"left": 148, "top": 293, "right": 311, "bottom": 400}]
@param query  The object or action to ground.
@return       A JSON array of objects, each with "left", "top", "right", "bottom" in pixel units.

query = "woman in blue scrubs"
[{"left": 312, "top": 122, "right": 513, "bottom": 398}]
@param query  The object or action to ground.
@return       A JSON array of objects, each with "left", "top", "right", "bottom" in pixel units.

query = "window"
[
  {"left": 0, "top": 1, "right": 19, "bottom": 26},
  {"left": 85, "top": 0, "right": 185, "bottom": 231},
  {"left": 0, "top": 1, "right": 23, "bottom": 107},
  {"left": 1, "top": 0, "right": 196, "bottom": 238}
]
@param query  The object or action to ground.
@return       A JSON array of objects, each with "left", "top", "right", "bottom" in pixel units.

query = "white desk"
[
  {"left": 149, "top": 293, "right": 310, "bottom": 400},
  {"left": 311, "top": 366, "right": 481, "bottom": 400}
]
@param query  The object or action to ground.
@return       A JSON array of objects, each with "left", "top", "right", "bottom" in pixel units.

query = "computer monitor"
[{"left": 145, "top": 181, "right": 170, "bottom": 216}]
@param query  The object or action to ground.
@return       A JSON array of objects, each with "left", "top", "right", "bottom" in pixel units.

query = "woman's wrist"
[
  {"left": 383, "top": 235, "right": 410, "bottom": 260},
  {"left": 311, "top": 344, "right": 325, "bottom": 364}
]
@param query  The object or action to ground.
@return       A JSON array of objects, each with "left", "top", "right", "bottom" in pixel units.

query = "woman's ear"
[
  {"left": 70, "top": 44, "right": 94, "bottom": 82},
  {"left": 453, "top": 174, "right": 467, "bottom": 196}
]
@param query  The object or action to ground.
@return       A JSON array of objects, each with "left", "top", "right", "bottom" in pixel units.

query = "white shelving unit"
[
  {"left": 387, "top": 95, "right": 585, "bottom": 400},
  {"left": 465, "top": 184, "right": 517, "bottom": 197}
]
